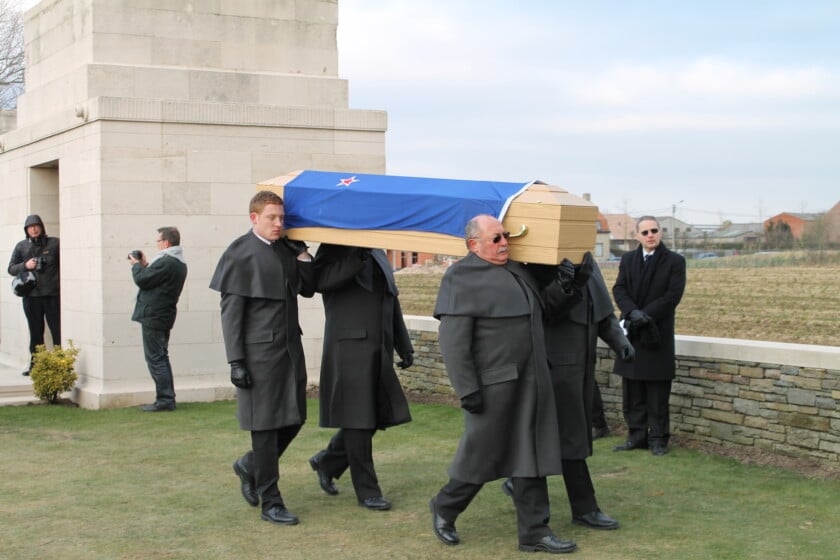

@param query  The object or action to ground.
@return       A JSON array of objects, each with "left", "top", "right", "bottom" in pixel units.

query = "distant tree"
[
  {"left": 765, "top": 220, "right": 794, "bottom": 250},
  {"left": 0, "top": 0, "right": 24, "bottom": 109},
  {"left": 800, "top": 214, "right": 828, "bottom": 250}
]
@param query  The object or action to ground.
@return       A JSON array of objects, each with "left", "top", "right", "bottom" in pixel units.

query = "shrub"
[{"left": 30, "top": 341, "right": 80, "bottom": 404}]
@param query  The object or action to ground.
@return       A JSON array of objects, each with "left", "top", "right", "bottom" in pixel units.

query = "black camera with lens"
[
  {"left": 34, "top": 256, "right": 45, "bottom": 272},
  {"left": 128, "top": 250, "right": 143, "bottom": 261}
]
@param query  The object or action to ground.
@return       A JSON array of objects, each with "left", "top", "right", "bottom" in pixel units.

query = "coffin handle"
[{"left": 508, "top": 224, "right": 528, "bottom": 239}]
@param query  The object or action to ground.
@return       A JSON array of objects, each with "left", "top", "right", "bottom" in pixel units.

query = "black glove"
[
  {"left": 282, "top": 236, "right": 309, "bottom": 256},
  {"left": 230, "top": 361, "right": 252, "bottom": 389},
  {"left": 627, "top": 309, "right": 649, "bottom": 326},
  {"left": 397, "top": 352, "right": 414, "bottom": 369},
  {"left": 460, "top": 391, "right": 484, "bottom": 414},
  {"left": 358, "top": 247, "right": 372, "bottom": 261},
  {"left": 575, "top": 251, "right": 594, "bottom": 289},
  {"left": 619, "top": 343, "right": 635, "bottom": 361},
  {"left": 556, "top": 258, "right": 575, "bottom": 291}
]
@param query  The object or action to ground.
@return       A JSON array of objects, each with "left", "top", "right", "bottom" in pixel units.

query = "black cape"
[{"left": 209, "top": 231, "right": 289, "bottom": 300}]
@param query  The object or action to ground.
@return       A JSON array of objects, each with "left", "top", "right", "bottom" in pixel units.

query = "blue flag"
[{"left": 283, "top": 170, "right": 532, "bottom": 238}]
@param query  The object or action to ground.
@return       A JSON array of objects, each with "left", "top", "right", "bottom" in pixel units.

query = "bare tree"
[{"left": 0, "top": 0, "right": 24, "bottom": 109}]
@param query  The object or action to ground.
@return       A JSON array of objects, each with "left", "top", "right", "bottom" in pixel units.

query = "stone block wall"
[{"left": 401, "top": 317, "right": 840, "bottom": 463}]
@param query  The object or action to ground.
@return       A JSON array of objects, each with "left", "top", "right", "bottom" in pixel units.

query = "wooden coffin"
[{"left": 257, "top": 170, "right": 598, "bottom": 265}]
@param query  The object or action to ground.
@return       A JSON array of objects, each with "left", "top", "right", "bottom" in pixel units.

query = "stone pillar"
[{"left": 0, "top": 0, "right": 384, "bottom": 408}]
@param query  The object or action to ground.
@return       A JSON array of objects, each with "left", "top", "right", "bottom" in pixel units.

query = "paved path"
[{"left": 0, "top": 362, "right": 40, "bottom": 406}]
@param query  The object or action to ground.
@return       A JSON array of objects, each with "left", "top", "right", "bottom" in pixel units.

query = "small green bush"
[{"left": 30, "top": 341, "right": 80, "bottom": 404}]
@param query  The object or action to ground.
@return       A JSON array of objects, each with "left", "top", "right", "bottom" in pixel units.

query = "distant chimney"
[{"left": 582, "top": 193, "right": 591, "bottom": 201}]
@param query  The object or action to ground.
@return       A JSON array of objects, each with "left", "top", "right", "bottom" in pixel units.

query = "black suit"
[
  {"left": 312, "top": 245, "right": 413, "bottom": 501},
  {"left": 537, "top": 260, "right": 632, "bottom": 515},
  {"left": 612, "top": 243, "right": 685, "bottom": 447},
  {"left": 432, "top": 253, "right": 563, "bottom": 545},
  {"left": 210, "top": 231, "right": 314, "bottom": 511}
]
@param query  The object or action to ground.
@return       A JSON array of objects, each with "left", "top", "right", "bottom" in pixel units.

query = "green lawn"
[{"left": 2, "top": 400, "right": 837, "bottom": 559}]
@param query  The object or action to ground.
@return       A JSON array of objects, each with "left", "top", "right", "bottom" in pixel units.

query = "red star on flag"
[{"left": 336, "top": 176, "right": 359, "bottom": 187}]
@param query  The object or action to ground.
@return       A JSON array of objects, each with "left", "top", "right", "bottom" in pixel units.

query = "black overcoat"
[
  {"left": 209, "top": 231, "right": 314, "bottom": 431},
  {"left": 434, "top": 253, "right": 563, "bottom": 484},
  {"left": 538, "top": 262, "right": 630, "bottom": 459},
  {"left": 314, "top": 244, "right": 412, "bottom": 430},
  {"left": 612, "top": 243, "right": 686, "bottom": 381}
]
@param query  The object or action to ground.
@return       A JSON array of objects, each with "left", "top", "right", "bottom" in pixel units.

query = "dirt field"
[{"left": 396, "top": 263, "right": 840, "bottom": 347}]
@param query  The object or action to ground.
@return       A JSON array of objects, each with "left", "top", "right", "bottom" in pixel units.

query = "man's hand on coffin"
[
  {"left": 282, "top": 236, "right": 309, "bottom": 256},
  {"left": 556, "top": 258, "right": 575, "bottom": 292},
  {"left": 460, "top": 391, "right": 484, "bottom": 414},
  {"left": 397, "top": 352, "right": 414, "bottom": 369},
  {"left": 229, "top": 361, "right": 252, "bottom": 389},
  {"left": 575, "top": 252, "right": 594, "bottom": 289}
]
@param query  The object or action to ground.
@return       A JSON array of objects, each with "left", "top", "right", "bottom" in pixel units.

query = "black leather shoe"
[
  {"left": 309, "top": 455, "right": 338, "bottom": 495},
  {"left": 232, "top": 460, "right": 258, "bottom": 507},
  {"left": 613, "top": 440, "right": 647, "bottom": 451},
  {"left": 261, "top": 505, "right": 299, "bottom": 525},
  {"left": 501, "top": 478, "right": 514, "bottom": 497},
  {"left": 573, "top": 509, "right": 620, "bottom": 530},
  {"left": 519, "top": 535, "right": 577, "bottom": 554},
  {"left": 592, "top": 426, "right": 610, "bottom": 439},
  {"left": 651, "top": 444, "right": 668, "bottom": 456},
  {"left": 140, "top": 402, "right": 175, "bottom": 412},
  {"left": 359, "top": 496, "right": 392, "bottom": 511},
  {"left": 430, "top": 497, "right": 459, "bottom": 545},
  {"left": 21, "top": 369, "right": 30, "bottom": 377}
]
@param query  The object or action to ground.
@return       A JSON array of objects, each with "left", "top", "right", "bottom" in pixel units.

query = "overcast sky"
[{"left": 337, "top": 0, "right": 840, "bottom": 225}]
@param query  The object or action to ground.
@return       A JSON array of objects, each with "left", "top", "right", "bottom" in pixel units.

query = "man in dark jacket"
[
  {"left": 429, "top": 214, "right": 576, "bottom": 555},
  {"left": 612, "top": 216, "right": 686, "bottom": 456},
  {"left": 525, "top": 252, "right": 633, "bottom": 531},
  {"left": 209, "top": 191, "right": 314, "bottom": 527},
  {"left": 129, "top": 226, "right": 188, "bottom": 412},
  {"left": 7, "top": 214, "right": 61, "bottom": 376},
  {"left": 308, "top": 245, "right": 414, "bottom": 511}
]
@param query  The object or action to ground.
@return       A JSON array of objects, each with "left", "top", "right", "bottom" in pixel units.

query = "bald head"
[{"left": 466, "top": 214, "right": 510, "bottom": 266}]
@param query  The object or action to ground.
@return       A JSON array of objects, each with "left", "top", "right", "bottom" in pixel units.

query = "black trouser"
[
  {"left": 242, "top": 425, "right": 302, "bottom": 511},
  {"left": 141, "top": 325, "right": 175, "bottom": 405},
  {"left": 316, "top": 428, "right": 380, "bottom": 501},
  {"left": 434, "top": 477, "right": 553, "bottom": 544},
  {"left": 561, "top": 459, "right": 598, "bottom": 517},
  {"left": 23, "top": 295, "right": 61, "bottom": 356},
  {"left": 622, "top": 378, "right": 672, "bottom": 447}
]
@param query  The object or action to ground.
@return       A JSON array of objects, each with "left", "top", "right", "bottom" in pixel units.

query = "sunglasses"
[
  {"left": 491, "top": 231, "right": 511, "bottom": 244},
  {"left": 640, "top": 228, "right": 659, "bottom": 236}
]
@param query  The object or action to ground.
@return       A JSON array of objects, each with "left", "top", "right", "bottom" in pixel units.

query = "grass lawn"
[{"left": 2, "top": 399, "right": 838, "bottom": 559}]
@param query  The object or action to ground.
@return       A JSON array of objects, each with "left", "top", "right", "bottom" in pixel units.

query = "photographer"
[
  {"left": 7, "top": 215, "right": 61, "bottom": 376},
  {"left": 128, "top": 227, "right": 188, "bottom": 412}
]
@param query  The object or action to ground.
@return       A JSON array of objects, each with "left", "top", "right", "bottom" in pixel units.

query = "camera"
[
  {"left": 128, "top": 250, "right": 143, "bottom": 261},
  {"left": 34, "top": 256, "right": 45, "bottom": 272}
]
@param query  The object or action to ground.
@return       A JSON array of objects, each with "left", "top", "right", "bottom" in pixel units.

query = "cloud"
[
  {"left": 682, "top": 58, "right": 837, "bottom": 98},
  {"left": 570, "top": 58, "right": 838, "bottom": 104}
]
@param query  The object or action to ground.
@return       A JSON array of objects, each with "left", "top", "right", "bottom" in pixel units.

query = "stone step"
[
  {"left": 0, "top": 395, "right": 41, "bottom": 406},
  {"left": 0, "top": 364, "right": 39, "bottom": 405}
]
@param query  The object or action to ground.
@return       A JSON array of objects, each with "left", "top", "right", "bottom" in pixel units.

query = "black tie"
[{"left": 643, "top": 253, "right": 651, "bottom": 266}]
